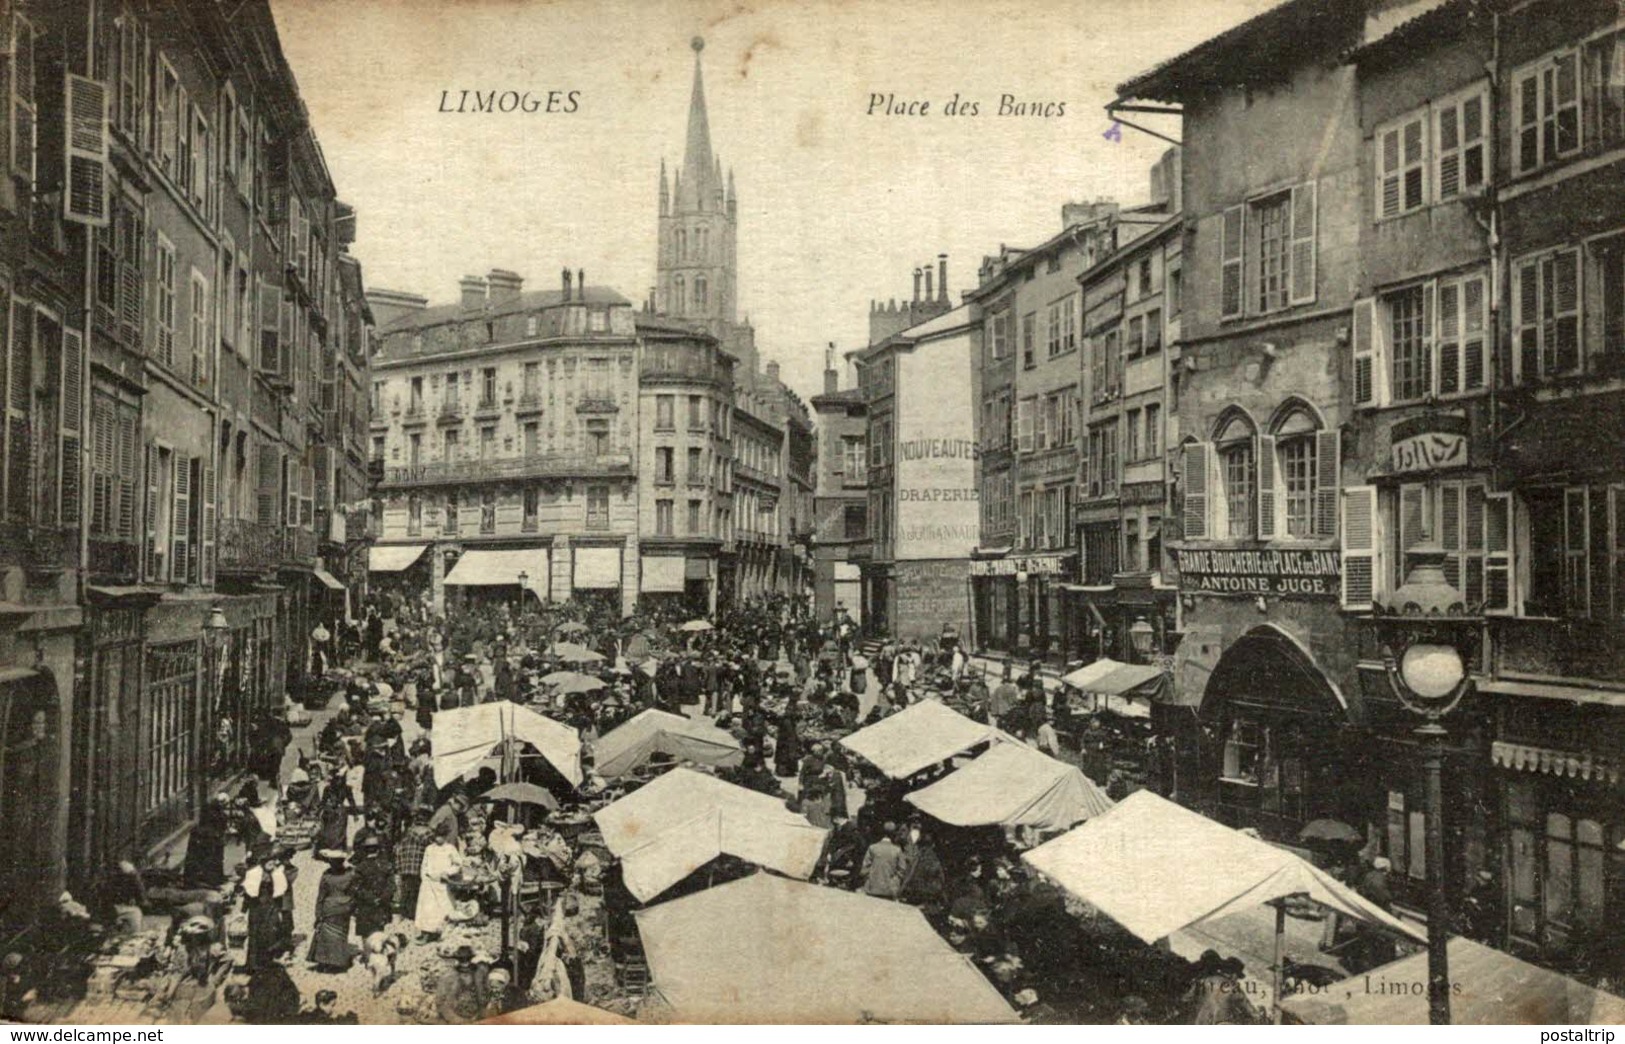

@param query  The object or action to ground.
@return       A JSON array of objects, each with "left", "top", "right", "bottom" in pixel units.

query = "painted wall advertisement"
[
  {"left": 1174, "top": 547, "right": 1342, "bottom": 598},
  {"left": 895, "top": 325, "right": 979, "bottom": 560}
]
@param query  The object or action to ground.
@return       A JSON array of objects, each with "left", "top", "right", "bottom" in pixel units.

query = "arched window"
[
  {"left": 697, "top": 227, "right": 708, "bottom": 259},
  {"left": 674, "top": 276, "right": 685, "bottom": 315},
  {"left": 1268, "top": 401, "right": 1323, "bottom": 539},
  {"left": 1212, "top": 408, "right": 1257, "bottom": 539},
  {"left": 675, "top": 229, "right": 687, "bottom": 261},
  {"left": 694, "top": 276, "right": 708, "bottom": 313}
]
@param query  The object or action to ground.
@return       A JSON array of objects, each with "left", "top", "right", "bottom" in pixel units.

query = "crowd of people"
[{"left": 4, "top": 587, "right": 1370, "bottom": 1026}]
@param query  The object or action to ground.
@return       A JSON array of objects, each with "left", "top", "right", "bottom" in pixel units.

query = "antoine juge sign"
[{"left": 1175, "top": 547, "right": 1342, "bottom": 598}]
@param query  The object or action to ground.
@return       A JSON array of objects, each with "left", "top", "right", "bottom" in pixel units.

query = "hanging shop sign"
[
  {"left": 1389, "top": 414, "right": 1469, "bottom": 475},
  {"left": 1175, "top": 547, "right": 1341, "bottom": 598},
  {"left": 969, "top": 553, "right": 1072, "bottom": 578}
]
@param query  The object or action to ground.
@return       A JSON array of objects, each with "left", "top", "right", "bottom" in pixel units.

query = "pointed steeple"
[
  {"left": 659, "top": 159, "right": 670, "bottom": 216},
  {"left": 682, "top": 36, "right": 718, "bottom": 210}
]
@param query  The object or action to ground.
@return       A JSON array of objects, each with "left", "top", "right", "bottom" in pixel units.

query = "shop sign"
[
  {"left": 1389, "top": 414, "right": 1469, "bottom": 474},
  {"left": 970, "top": 554, "right": 1071, "bottom": 578},
  {"left": 1175, "top": 547, "right": 1341, "bottom": 598}
]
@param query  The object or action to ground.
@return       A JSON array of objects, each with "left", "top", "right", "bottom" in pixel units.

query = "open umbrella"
[
  {"left": 679, "top": 619, "right": 714, "bottom": 633},
  {"left": 1297, "top": 818, "right": 1363, "bottom": 845},
  {"left": 554, "top": 621, "right": 589, "bottom": 636},
  {"left": 540, "top": 670, "right": 607, "bottom": 695},
  {"left": 478, "top": 781, "right": 560, "bottom": 810},
  {"left": 547, "top": 641, "right": 605, "bottom": 665}
]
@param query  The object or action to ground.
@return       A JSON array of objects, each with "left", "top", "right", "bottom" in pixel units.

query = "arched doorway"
[{"left": 1197, "top": 625, "right": 1363, "bottom": 842}]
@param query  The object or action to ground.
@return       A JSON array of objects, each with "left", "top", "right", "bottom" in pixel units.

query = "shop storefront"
[{"left": 968, "top": 551, "right": 1074, "bottom": 660}]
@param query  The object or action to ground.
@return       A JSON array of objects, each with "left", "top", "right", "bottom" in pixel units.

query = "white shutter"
[
  {"left": 1016, "top": 398, "right": 1033, "bottom": 453},
  {"left": 1220, "top": 205, "right": 1244, "bottom": 320},
  {"left": 117, "top": 413, "right": 137, "bottom": 538},
  {"left": 1352, "top": 297, "right": 1377, "bottom": 407},
  {"left": 1341, "top": 486, "right": 1379, "bottom": 610},
  {"left": 1439, "top": 481, "right": 1463, "bottom": 590},
  {"left": 1209, "top": 443, "right": 1230, "bottom": 539},
  {"left": 58, "top": 329, "right": 84, "bottom": 526},
  {"left": 10, "top": 15, "right": 35, "bottom": 185},
  {"left": 171, "top": 452, "right": 190, "bottom": 583},
  {"left": 1485, "top": 491, "right": 1513, "bottom": 613},
  {"left": 1182, "top": 442, "right": 1208, "bottom": 540},
  {"left": 1422, "top": 279, "right": 1438, "bottom": 399},
  {"left": 64, "top": 75, "right": 110, "bottom": 226},
  {"left": 1378, "top": 125, "right": 1401, "bottom": 219},
  {"left": 201, "top": 463, "right": 216, "bottom": 585},
  {"left": 1256, "top": 434, "right": 1277, "bottom": 540},
  {"left": 1437, "top": 280, "right": 1462, "bottom": 396},
  {"left": 144, "top": 444, "right": 159, "bottom": 579},
  {"left": 1314, "top": 429, "right": 1341, "bottom": 540},
  {"left": 1289, "top": 181, "right": 1317, "bottom": 305}
]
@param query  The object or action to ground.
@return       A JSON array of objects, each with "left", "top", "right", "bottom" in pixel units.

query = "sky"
[{"left": 271, "top": 0, "right": 1281, "bottom": 403}]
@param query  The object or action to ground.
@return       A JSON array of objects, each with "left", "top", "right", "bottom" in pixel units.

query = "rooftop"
[{"left": 376, "top": 286, "right": 630, "bottom": 336}]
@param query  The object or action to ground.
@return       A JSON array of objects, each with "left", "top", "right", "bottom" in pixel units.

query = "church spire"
[{"left": 682, "top": 36, "right": 718, "bottom": 209}]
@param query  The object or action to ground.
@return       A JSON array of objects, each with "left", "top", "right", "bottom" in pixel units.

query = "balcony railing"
[
  {"left": 283, "top": 527, "right": 317, "bottom": 564},
  {"left": 378, "top": 451, "right": 635, "bottom": 488},
  {"left": 734, "top": 462, "right": 779, "bottom": 486},
  {"left": 218, "top": 519, "right": 281, "bottom": 572},
  {"left": 88, "top": 537, "right": 141, "bottom": 581}
]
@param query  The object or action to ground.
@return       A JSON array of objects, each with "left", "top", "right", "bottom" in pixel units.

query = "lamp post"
[
  {"left": 203, "top": 605, "right": 230, "bottom": 798},
  {"left": 1016, "top": 569, "right": 1029, "bottom": 654},
  {"left": 1129, "top": 615, "right": 1155, "bottom": 662},
  {"left": 516, "top": 570, "right": 529, "bottom": 615},
  {"left": 1370, "top": 543, "right": 1481, "bottom": 1026}
]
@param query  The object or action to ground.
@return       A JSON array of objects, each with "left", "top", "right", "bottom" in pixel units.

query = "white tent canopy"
[
  {"left": 593, "top": 767, "right": 810, "bottom": 856},
  {"left": 443, "top": 547, "right": 549, "bottom": 593},
  {"left": 618, "top": 805, "right": 827, "bottom": 903},
  {"left": 840, "top": 699, "right": 1000, "bottom": 779},
  {"left": 592, "top": 709, "right": 742, "bottom": 779},
  {"left": 1023, "top": 790, "right": 1425, "bottom": 946},
  {"left": 906, "top": 742, "right": 1114, "bottom": 831},
  {"left": 431, "top": 700, "right": 583, "bottom": 788},
  {"left": 368, "top": 544, "right": 426, "bottom": 572},
  {"left": 634, "top": 873, "right": 1018, "bottom": 1024}
]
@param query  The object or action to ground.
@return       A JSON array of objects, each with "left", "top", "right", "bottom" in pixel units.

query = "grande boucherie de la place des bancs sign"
[{"left": 1174, "top": 547, "right": 1342, "bottom": 598}]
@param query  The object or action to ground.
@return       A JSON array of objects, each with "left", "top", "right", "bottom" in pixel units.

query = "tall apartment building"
[
  {"left": 811, "top": 345, "right": 867, "bottom": 623},
  {"left": 1116, "top": 0, "right": 1625, "bottom": 976},
  {"left": 367, "top": 271, "right": 641, "bottom": 617},
  {"left": 0, "top": 0, "right": 369, "bottom": 929}
]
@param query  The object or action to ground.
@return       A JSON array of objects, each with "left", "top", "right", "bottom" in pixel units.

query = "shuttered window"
[{"left": 64, "top": 74, "right": 110, "bottom": 225}]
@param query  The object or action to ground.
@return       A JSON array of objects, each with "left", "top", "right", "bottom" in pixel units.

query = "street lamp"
[
  {"left": 1129, "top": 615, "right": 1155, "bottom": 661},
  {"left": 516, "top": 570, "right": 529, "bottom": 614},
  {"left": 1371, "top": 543, "right": 1482, "bottom": 1026},
  {"left": 203, "top": 605, "right": 231, "bottom": 794}
]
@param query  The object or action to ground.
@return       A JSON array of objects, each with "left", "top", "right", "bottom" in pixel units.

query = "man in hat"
[
  {"left": 1359, "top": 856, "right": 1394, "bottom": 913},
  {"left": 428, "top": 791, "right": 470, "bottom": 843},
  {"left": 860, "top": 822, "right": 905, "bottom": 899},
  {"left": 989, "top": 663, "right": 1021, "bottom": 730}
]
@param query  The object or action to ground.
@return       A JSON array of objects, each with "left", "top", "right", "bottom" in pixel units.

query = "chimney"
[
  {"left": 486, "top": 268, "right": 523, "bottom": 306},
  {"left": 938, "top": 255, "right": 948, "bottom": 302},
  {"left": 824, "top": 343, "right": 838, "bottom": 395},
  {"left": 561, "top": 267, "right": 573, "bottom": 301},
  {"left": 577, "top": 269, "right": 585, "bottom": 299},
  {"left": 766, "top": 360, "right": 780, "bottom": 386},
  {"left": 459, "top": 275, "right": 487, "bottom": 310},
  {"left": 923, "top": 265, "right": 934, "bottom": 301},
  {"left": 913, "top": 268, "right": 922, "bottom": 303}
]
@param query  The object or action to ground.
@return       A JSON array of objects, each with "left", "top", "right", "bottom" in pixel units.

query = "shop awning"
[
  {"left": 833, "top": 562, "right": 861, "bottom": 582},
  {"left": 1477, "top": 678, "right": 1625, "bottom": 709},
  {"left": 1061, "top": 659, "right": 1167, "bottom": 701},
  {"left": 905, "top": 742, "right": 1113, "bottom": 831},
  {"left": 592, "top": 709, "right": 742, "bottom": 779},
  {"left": 640, "top": 555, "right": 687, "bottom": 594},
  {"left": 1281, "top": 936, "right": 1625, "bottom": 1025},
  {"left": 573, "top": 546, "right": 622, "bottom": 589},
  {"left": 430, "top": 700, "right": 582, "bottom": 788},
  {"left": 1023, "top": 790, "right": 1425, "bottom": 947},
  {"left": 840, "top": 699, "right": 1002, "bottom": 780},
  {"left": 368, "top": 544, "right": 427, "bottom": 572},
  {"left": 1490, "top": 741, "right": 1621, "bottom": 784},
  {"left": 633, "top": 873, "right": 1018, "bottom": 1024},
  {"left": 312, "top": 568, "right": 344, "bottom": 591},
  {"left": 443, "top": 548, "right": 550, "bottom": 593}
]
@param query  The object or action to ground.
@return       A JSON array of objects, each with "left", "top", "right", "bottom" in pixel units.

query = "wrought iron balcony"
[
  {"left": 377, "top": 451, "right": 635, "bottom": 488},
  {"left": 218, "top": 519, "right": 281, "bottom": 572}
]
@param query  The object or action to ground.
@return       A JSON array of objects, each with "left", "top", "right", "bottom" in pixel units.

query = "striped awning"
[{"left": 1490, "top": 741, "right": 1622, "bottom": 784}]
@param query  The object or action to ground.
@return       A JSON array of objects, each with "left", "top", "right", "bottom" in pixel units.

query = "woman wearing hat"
[
  {"left": 244, "top": 847, "right": 291, "bottom": 969},
  {"left": 351, "top": 833, "right": 396, "bottom": 939},
  {"left": 307, "top": 851, "right": 356, "bottom": 972}
]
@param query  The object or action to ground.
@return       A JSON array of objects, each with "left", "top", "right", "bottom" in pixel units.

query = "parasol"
[
  {"left": 554, "top": 621, "right": 589, "bottom": 636},
  {"left": 547, "top": 642, "right": 605, "bottom": 665},
  {"left": 679, "top": 619, "right": 714, "bottom": 633},
  {"left": 1298, "top": 819, "right": 1364, "bottom": 844},
  {"left": 479, "top": 782, "right": 560, "bottom": 810},
  {"left": 540, "top": 670, "right": 607, "bottom": 695}
]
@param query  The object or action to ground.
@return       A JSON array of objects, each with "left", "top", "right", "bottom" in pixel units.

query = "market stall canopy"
[
  {"left": 633, "top": 873, "right": 1018, "bottom": 1024},
  {"left": 840, "top": 699, "right": 1000, "bottom": 780},
  {"left": 483, "top": 997, "right": 635, "bottom": 1025},
  {"left": 593, "top": 768, "right": 807, "bottom": 855},
  {"left": 431, "top": 700, "right": 583, "bottom": 788},
  {"left": 368, "top": 544, "right": 427, "bottom": 572},
  {"left": 1281, "top": 936, "right": 1625, "bottom": 1025},
  {"left": 593, "top": 709, "right": 743, "bottom": 780},
  {"left": 905, "top": 742, "right": 1113, "bottom": 831},
  {"left": 1023, "top": 790, "right": 1425, "bottom": 946},
  {"left": 443, "top": 548, "right": 550, "bottom": 589},
  {"left": 1061, "top": 659, "right": 1167, "bottom": 700},
  {"left": 618, "top": 804, "right": 827, "bottom": 902}
]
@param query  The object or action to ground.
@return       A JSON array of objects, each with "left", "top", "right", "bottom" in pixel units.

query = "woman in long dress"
[
  {"left": 244, "top": 852, "right": 291, "bottom": 969},
  {"left": 307, "top": 855, "right": 355, "bottom": 971},
  {"left": 414, "top": 836, "right": 462, "bottom": 940},
  {"left": 316, "top": 772, "right": 354, "bottom": 853}
]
